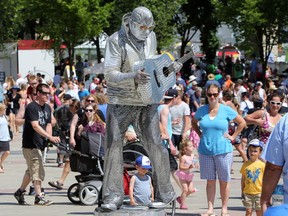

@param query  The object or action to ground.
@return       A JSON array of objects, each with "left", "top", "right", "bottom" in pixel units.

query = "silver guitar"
[{"left": 133, "top": 52, "right": 194, "bottom": 104}]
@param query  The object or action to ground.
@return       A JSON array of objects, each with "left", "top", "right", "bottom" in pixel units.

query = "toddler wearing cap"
[
  {"left": 240, "top": 139, "right": 266, "bottom": 216},
  {"left": 129, "top": 155, "right": 154, "bottom": 206}
]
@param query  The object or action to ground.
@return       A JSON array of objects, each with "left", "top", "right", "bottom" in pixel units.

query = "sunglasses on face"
[
  {"left": 40, "top": 91, "right": 50, "bottom": 96},
  {"left": 133, "top": 21, "right": 155, "bottom": 31},
  {"left": 85, "top": 109, "right": 94, "bottom": 113},
  {"left": 270, "top": 101, "right": 282, "bottom": 106},
  {"left": 86, "top": 99, "right": 95, "bottom": 103},
  {"left": 207, "top": 93, "right": 219, "bottom": 98},
  {"left": 30, "top": 82, "right": 38, "bottom": 85}
]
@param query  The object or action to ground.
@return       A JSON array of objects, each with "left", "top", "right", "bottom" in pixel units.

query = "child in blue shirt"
[{"left": 129, "top": 155, "right": 154, "bottom": 206}]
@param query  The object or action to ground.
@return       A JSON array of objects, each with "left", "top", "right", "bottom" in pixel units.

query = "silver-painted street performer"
[{"left": 101, "top": 6, "right": 177, "bottom": 211}]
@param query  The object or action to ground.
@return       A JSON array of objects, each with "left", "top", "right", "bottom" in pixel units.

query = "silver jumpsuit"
[{"left": 101, "top": 7, "right": 175, "bottom": 209}]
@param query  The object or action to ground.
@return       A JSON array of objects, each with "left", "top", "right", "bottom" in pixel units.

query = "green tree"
[
  {"left": 142, "top": 0, "right": 186, "bottom": 53},
  {"left": 18, "top": 0, "right": 113, "bottom": 73},
  {"left": 214, "top": 0, "right": 288, "bottom": 77},
  {"left": 0, "top": 0, "right": 24, "bottom": 50},
  {"left": 176, "top": 0, "right": 219, "bottom": 61}
]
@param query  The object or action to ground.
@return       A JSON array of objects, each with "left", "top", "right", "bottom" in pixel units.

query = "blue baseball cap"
[
  {"left": 248, "top": 139, "right": 264, "bottom": 149},
  {"left": 135, "top": 155, "right": 152, "bottom": 169}
]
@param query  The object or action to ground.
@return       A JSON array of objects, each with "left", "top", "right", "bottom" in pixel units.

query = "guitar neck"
[
  {"left": 178, "top": 52, "right": 194, "bottom": 64},
  {"left": 167, "top": 52, "right": 194, "bottom": 72}
]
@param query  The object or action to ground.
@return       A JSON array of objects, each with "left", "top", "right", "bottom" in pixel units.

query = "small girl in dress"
[{"left": 175, "top": 139, "right": 198, "bottom": 209}]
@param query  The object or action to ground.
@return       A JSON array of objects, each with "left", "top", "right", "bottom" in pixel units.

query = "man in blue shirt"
[
  {"left": 78, "top": 82, "right": 89, "bottom": 101},
  {"left": 261, "top": 114, "right": 288, "bottom": 213}
]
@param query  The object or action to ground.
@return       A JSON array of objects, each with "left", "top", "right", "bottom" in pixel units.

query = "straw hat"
[{"left": 207, "top": 73, "right": 215, "bottom": 81}]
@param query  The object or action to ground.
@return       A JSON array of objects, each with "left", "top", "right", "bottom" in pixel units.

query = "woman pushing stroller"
[{"left": 77, "top": 103, "right": 106, "bottom": 138}]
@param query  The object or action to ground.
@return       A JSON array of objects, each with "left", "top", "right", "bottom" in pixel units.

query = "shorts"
[
  {"left": 242, "top": 193, "right": 261, "bottom": 210},
  {"left": 171, "top": 134, "right": 182, "bottom": 150},
  {"left": 199, "top": 152, "right": 233, "bottom": 182},
  {"left": 22, "top": 148, "right": 45, "bottom": 182},
  {"left": 175, "top": 170, "right": 194, "bottom": 182},
  {"left": 0, "top": 141, "right": 10, "bottom": 151}
]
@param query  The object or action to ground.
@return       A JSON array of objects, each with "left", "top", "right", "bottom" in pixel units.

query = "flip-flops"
[{"left": 48, "top": 181, "right": 63, "bottom": 190}]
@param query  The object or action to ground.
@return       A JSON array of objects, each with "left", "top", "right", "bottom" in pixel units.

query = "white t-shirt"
[
  {"left": 258, "top": 88, "right": 265, "bottom": 101},
  {"left": 16, "top": 78, "right": 27, "bottom": 87},
  {"left": 235, "top": 86, "right": 247, "bottom": 104},
  {"left": 0, "top": 116, "right": 11, "bottom": 141},
  {"left": 239, "top": 99, "right": 254, "bottom": 112},
  {"left": 169, "top": 101, "right": 191, "bottom": 135}
]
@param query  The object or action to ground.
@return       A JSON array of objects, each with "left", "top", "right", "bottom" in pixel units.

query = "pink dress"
[{"left": 176, "top": 156, "right": 195, "bottom": 182}]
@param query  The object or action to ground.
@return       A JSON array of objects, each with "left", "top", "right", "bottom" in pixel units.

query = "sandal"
[
  {"left": 192, "top": 188, "right": 198, "bottom": 193},
  {"left": 180, "top": 204, "right": 188, "bottom": 209},
  {"left": 48, "top": 181, "right": 63, "bottom": 190}
]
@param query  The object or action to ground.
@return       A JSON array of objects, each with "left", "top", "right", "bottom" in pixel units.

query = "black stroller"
[
  {"left": 54, "top": 131, "right": 105, "bottom": 206},
  {"left": 56, "top": 137, "right": 176, "bottom": 214}
]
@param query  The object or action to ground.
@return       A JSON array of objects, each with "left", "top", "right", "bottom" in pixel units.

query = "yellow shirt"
[{"left": 240, "top": 160, "right": 266, "bottom": 194}]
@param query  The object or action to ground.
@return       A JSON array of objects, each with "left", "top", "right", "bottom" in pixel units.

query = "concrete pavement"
[{"left": 0, "top": 132, "right": 251, "bottom": 216}]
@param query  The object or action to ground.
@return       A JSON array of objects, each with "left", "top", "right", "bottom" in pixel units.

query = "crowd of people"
[
  {"left": 1, "top": 5, "right": 288, "bottom": 216},
  {"left": 0, "top": 57, "right": 287, "bottom": 213}
]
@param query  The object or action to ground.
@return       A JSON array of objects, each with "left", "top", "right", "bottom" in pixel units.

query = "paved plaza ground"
[{"left": 0, "top": 132, "right": 253, "bottom": 216}]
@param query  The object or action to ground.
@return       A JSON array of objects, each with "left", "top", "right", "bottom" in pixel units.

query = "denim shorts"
[{"left": 199, "top": 152, "right": 233, "bottom": 182}]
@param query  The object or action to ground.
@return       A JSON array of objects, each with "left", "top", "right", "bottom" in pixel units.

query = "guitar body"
[{"left": 133, "top": 54, "right": 176, "bottom": 104}]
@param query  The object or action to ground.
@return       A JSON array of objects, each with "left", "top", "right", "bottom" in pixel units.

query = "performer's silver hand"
[
  {"left": 134, "top": 70, "right": 150, "bottom": 84},
  {"left": 173, "top": 61, "right": 183, "bottom": 72}
]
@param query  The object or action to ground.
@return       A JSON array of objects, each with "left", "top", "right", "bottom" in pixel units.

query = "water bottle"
[{"left": 272, "top": 184, "right": 284, "bottom": 206}]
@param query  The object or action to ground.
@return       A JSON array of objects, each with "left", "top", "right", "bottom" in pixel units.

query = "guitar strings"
[{"left": 161, "top": 52, "right": 194, "bottom": 76}]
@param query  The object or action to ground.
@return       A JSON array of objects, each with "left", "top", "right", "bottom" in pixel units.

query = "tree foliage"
[
  {"left": 141, "top": 0, "right": 186, "bottom": 53},
  {"left": 175, "top": 0, "right": 219, "bottom": 61},
  {"left": 16, "top": 0, "right": 113, "bottom": 68},
  {"left": 214, "top": 0, "right": 288, "bottom": 72},
  {"left": 0, "top": 0, "right": 24, "bottom": 50}
]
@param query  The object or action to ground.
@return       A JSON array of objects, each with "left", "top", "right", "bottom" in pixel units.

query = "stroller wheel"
[
  {"left": 67, "top": 183, "right": 81, "bottom": 204},
  {"left": 79, "top": 184, "right": 99, "bottom": 206}
]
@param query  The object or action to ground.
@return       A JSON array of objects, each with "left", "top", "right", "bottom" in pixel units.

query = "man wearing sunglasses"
[
  {"left": 14, "top": 84, "right": 60, "bottom": 206},
  {"left": 101, "top": 6, "right": 175, "bottom": 211}
]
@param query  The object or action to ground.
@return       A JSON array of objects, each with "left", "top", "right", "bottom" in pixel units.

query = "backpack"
[
  {"left": 54, "top": 105, "right": 73, "bottom": 131},
  {"left": 242, "top": 101, "right": 250, "bottom": 117}
]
